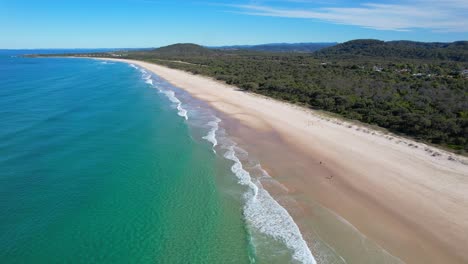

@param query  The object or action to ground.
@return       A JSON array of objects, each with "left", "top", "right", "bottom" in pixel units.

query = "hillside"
[
  {"left": 133, "top": 43, "right": 217, "bottom": 58},
  {"left": 315, "top": 39, "right": 468, "bottom": 61},
  {"left": 216, "top": 42, "right": 337, "bottom": 53}
]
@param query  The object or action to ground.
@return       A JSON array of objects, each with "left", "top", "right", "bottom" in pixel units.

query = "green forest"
[{"left": 49, "top": 40, "right": 468, "bottom": 152}]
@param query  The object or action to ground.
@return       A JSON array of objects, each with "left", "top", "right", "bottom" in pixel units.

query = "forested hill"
[
  {"left": 148, "top": 43, "right": 217, "bottom": 57},
  {"left": 315, "top": 39, "right": 468, "bottom": 61},
  {"left": 215, "top": 42, "right": 337, "bottom": 52}
]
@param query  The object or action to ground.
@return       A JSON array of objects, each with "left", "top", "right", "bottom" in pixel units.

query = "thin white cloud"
[{"left": 231, "top": 1, "right": 468, "bottom": 32}]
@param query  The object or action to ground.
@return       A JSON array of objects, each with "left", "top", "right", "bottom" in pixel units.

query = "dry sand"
[{"left": 101, "top": 58, "right": 468, "bottom": 264}]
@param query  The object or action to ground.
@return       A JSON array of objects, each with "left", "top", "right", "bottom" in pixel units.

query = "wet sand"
[{"left": 100, "top": 58, "right": 468, "bottom": 264}]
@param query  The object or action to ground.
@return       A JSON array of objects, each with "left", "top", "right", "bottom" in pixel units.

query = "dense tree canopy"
[{"left": 315, "top": 39, "right": 468, "bottom": 61}]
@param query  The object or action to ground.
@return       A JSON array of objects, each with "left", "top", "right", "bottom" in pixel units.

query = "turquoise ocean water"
[{"left": 0, "top": 54, "right": 315, "bottom": 263}]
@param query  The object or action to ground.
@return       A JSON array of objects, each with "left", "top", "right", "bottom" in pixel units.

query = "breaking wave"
[
  {"left": 202, "top": 117, "right": 221, "bottom": 152},
  {"left": 128, "top": 61, "right": 315, "bottom": 263},
  {"left": 130, "top": 64, "right": 188, "bottom": 120},
  {"left": 221, "top": 141, "right": 316, "bottom": 264},
  {"left": 160, "top": 90, "right": 188, "bottom": 120}
]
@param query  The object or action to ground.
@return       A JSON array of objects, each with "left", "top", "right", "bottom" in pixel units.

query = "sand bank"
[{"left": 100, "top": 58, "right": 468, "bottom": 264}]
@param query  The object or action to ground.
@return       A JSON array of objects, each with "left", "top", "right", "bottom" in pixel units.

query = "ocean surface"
[{"left": 0, "top": 52, "right": 314, "bottom": 263}]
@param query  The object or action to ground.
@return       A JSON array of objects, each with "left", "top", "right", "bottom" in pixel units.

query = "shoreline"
[{"left": 97, "top": 58, "right": 468, "bottom": 263}]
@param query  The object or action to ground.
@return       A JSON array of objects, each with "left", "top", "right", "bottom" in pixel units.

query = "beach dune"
[{"left": 102, "top": 58, "right": 468, "bottom": 264}]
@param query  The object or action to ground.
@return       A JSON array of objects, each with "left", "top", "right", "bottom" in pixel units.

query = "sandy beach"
[{"left": 101, "top": 58, "right": 468, "bottom": 264}]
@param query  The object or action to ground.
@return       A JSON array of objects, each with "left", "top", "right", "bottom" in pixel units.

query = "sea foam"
[
  {"left": 222, "top": 143, "right": 316, "bottom": 264},
  {"left": 161, "top": 90, "right": 188, "bottom": 120},
  {"left": 130, "top": 64, "right": 188, "bottom": 120},
  {"left": 202, "top": 117, "right": 221, "bottom": 152},
  {"left": 100, "top": 61, "right": 114, "bottom": 65},
  {"left": 143, "top": 74, "right": 153, "bottom": 85},
  {"left": 129, "top": 62, "right": 314, "bottom": 263}
]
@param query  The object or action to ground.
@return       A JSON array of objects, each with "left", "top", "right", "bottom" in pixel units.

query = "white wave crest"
[
  {"left": 202, "top": 117, "right": 221, "bottom": 152},
  {"left": 133, "top": 66, "right": 154, "bottom": 86},
  {"left": 128, "top": 64, "right": 187, "bottom": 120},
  {"left": 223, "top": 145, "right": 316, "bottom": 264},
  {"left": 161, "top": 90, "right": 188, "bottom": 120},
  {"left": 176, "top": 104, "right": 188, "bottom": 120},
  {"left": 143, "top": 74, "right": 153, "bottom": 85}
]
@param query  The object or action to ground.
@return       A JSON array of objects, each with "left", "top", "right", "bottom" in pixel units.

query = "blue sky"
[{"left": 1, "top": 0, "right": 467, "bottom": 48}]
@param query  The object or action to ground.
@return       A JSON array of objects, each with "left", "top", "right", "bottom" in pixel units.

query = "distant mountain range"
[
  {"left": 212, "top": 42, "right": 337, "bottom": 52},
  {"left": 145, "top": 40, "right": 467, "bottom": 62},
  {"left": 31, "top": 39, "right": 468, "bottom": 62}
]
